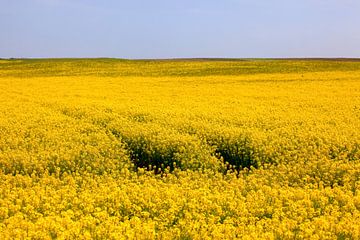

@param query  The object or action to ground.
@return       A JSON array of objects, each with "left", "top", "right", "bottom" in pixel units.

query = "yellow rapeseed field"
[{"left": 1, "top": 58, "right": 360, "bottom": 239}]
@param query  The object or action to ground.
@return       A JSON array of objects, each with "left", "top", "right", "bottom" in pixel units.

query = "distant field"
[{"left": 1, "top": 59, "right": 360, "bottom": 239}]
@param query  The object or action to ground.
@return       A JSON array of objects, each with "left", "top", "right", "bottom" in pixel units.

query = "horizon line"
[{"left": 2, "top": 57, "right": 360, "bottom": 62}]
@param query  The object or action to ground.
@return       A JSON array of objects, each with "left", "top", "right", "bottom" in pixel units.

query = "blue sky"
[{"left": 1, "top": 0, "right": 360, "bottom": 58}]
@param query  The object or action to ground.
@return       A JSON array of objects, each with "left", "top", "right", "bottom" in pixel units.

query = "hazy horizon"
[{"left": 1, "top": 0, "right": 360, "bottom": 59}]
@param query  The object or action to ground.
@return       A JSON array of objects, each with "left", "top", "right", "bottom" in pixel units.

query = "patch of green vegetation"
[{"left": 1, "top": 58, "right": 360, "bottom": 78}]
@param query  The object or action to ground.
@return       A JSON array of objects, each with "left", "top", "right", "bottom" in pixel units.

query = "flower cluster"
[{"left": 1, "top": 59, "right": 360, "bottom": 239}]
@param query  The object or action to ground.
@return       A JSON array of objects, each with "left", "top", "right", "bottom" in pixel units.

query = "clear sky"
[{"left": 1, "top": 0, "right": 360, "bottom": 59}]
